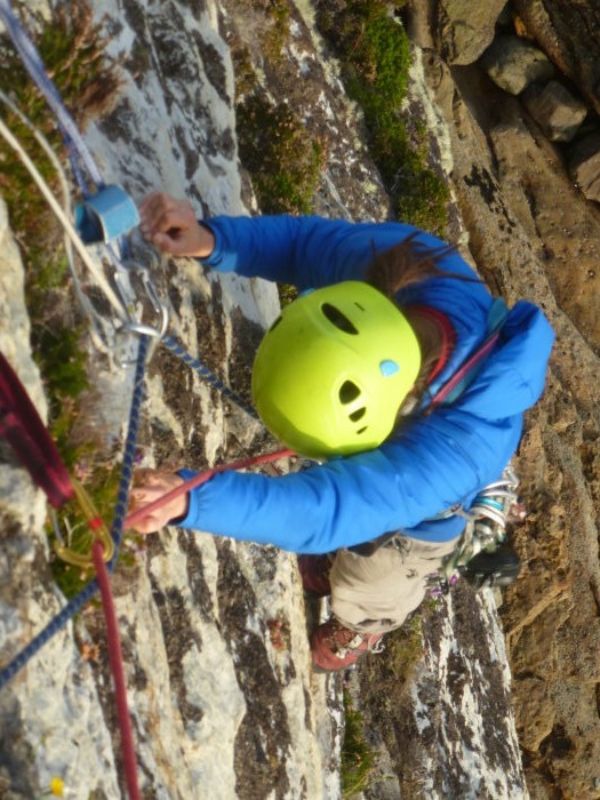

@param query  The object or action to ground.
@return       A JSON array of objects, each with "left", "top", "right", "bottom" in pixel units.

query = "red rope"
[
  {"left": 0, "top": 351, "right": 74, "bottom": 507},
  {"left": 92, "top": 540, "right": 141, "bottom": 800},
  {"left": 124, "top": 447, "right": 295, "bottom": 530}
]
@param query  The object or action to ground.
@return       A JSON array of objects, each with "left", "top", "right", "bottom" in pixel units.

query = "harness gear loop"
[{"left": 428, "top": 464, "right": 522, "bottom": 593}]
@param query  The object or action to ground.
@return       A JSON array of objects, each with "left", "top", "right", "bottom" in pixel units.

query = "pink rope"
[
  {"left": 92, "top": 540, "right": 141, "bottom": 800},
  {"left": 124, "top": 448, "right": 295, "bottom": 530},
  {"left": 430, "top": 331, "right": 501, "bottom": 407}
]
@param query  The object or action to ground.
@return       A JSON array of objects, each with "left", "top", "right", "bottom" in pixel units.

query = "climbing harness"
[{"left": 428, "top": 465, "right": 524, "bottom": 596}]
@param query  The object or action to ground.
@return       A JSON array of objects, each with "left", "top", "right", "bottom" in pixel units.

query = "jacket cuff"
[
  {"left": 173, "top": 468, "right": 200, "bottom": 527},
  {"left": 197, "top": 219, "right": 230, "bottom": 271}
]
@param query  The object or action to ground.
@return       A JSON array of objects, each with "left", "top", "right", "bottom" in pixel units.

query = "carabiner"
[{"left": 52, "top": 479, "right": 114, "bottom": 567}]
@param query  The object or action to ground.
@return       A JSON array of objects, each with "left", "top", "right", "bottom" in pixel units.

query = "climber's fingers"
[{"left": 129, "top": 469, "right": 188, "bottom": 533}]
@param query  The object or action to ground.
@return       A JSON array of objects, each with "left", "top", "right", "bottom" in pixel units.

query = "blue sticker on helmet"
[{"left": 379, "top": 360, "right": 400, "bottom": 377}]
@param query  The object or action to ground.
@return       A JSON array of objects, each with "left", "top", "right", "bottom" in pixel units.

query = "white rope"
[
  {"left": 0, "top": 90, "right": 110, "bottom": 345},
  {"left": 0, "top": 112, "right": 129, "bottom": 323}
]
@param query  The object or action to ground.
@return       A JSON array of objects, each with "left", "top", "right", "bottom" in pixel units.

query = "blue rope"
[
  {"left": 0, "top": 337, "right": 148, "bottom": 691},
  {"left": 161, "top": 333, "right": 259, "bottom": 421},
  {"left": 108, "top": 334, "right": 148, "bottom": 569},
  {"left": 0, "top": 580, "right": 100, "bottom": 689},
  {"left": 0, "top": 0, "right": 102, "bottom": 194}
]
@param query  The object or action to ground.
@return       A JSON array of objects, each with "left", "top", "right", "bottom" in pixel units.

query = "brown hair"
[
  {"left": 365, "top": 234, "right": 478, "bottom": 416},
  {"left": 366, "top": 232, "right": 454, "bottom": 297}
]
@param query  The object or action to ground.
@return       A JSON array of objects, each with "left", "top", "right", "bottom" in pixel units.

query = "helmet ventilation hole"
[
  {"left": 357, "top": 427, "right": 367, "bottom": 434},
  {"left": 322, "top": 303, "right": 358, "bottom": 334},
  {"left": 339, "top": 381, "right": 361, "bottom": 404},
  {"left": 349, "top": 408, "right": 366, "bottom": 422}
]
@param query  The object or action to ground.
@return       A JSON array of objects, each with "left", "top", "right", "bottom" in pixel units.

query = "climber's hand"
[
  {"left": 139, "top": 192, "right": 215, "bottom": 258},
  {"left": 129, "top": 469, "right": 188, "bottom": 534}
]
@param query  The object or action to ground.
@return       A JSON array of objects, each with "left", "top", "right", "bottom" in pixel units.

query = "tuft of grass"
[
  {"left": 341, "top": 690, "right": 376, "bottom": 797},
  {"left": 316, "top": 0, "right": 449, "bottom": 234}
]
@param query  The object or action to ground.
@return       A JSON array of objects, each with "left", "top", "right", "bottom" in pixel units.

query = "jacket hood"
[{"left": 450, "top": 300, "right": 555, "bottom": 420}]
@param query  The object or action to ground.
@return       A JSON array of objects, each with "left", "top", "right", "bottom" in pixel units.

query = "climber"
[{"left": 130, "top": 191, "right": 555, "bottom": 672}]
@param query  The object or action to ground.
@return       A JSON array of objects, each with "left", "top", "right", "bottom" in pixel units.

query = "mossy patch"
[
  {"left": 341, "top": 689, "right": 376, "bottom": 797},
  {"left": 316, "top": 0, "right": 449, "bottom": 235},
  {"left": 237, "top": 93, "right": 326, "bottom": 216},
  {"left": 236, "top": 89, "right": 325, "bottom": 304}
]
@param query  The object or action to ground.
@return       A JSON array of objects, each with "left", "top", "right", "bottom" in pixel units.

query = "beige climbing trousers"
[{"left": 329, "top": 535, "right": 460, "bottom": 634}]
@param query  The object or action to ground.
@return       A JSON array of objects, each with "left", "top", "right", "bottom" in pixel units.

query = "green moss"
[
  {"left": 237, "top": 93, "right": 325, "bottom": 215},
  {"left": 232, "top": 0, "right": 290, "bottom": 66},
  {"left": 231, "top": 43, "right": 258, "bottom": 100},
  {"left": 341, "top": 690, "right": 376, "bottom": 797},
  {"left": 260, "top": 0, "right": 291, "bottom": 64},
  {"left": 316, "top": 0, "right": 448, "bottom": 234}
]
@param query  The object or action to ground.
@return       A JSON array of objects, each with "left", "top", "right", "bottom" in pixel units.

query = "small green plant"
[
  {"left": 341, "top": 690, "right": 376, "bottom": 797},
  {"left": 316, "top": 0, "right": 449, "bottom": 234}
]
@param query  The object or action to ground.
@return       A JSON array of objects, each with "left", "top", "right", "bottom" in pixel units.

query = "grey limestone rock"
[
  {"left": 522, "top": 80, "right": 588, "bottom": 142},
  {"left": 435, "top": 0, "right": 509, "bottom": 65},
  {"left": 481, "top": 34, "right": 555, "bottom": 95}
]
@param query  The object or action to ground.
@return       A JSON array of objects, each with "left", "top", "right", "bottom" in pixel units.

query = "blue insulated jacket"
[{"left": 178, "top": 216, "right": 555, "bottom": 553}]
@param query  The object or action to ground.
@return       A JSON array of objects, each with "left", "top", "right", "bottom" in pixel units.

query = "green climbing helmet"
[{"left": 251, "top": 281, "right": 421, "bottom": 459}]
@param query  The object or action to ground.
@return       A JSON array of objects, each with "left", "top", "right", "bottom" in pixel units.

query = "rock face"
[
  {"left": 568, "top": 132, "right": 600, "bottom": 203},
  {"left": 1, "top": 1, "right": 339, "bottom": 797},
  {"left": 513, "top": 0, "right": 600, "bottom": 115},
  {"left": 434, "top": 0, "right": 508, "bottom": 65},
  {"left": 2, "top": 1, "right": 600, "bottom": 799},
  {"left": 416, "top": 5, "right": 600, "bottom": 795},
  {"left": 1, "top": 198, "right": 121, "bottom": 800}
]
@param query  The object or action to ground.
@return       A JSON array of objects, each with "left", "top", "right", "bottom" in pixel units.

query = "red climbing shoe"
[
  {"left": 297, "top": 554, "right": 333, "bottom": 598},
  {"left": 310, "top": 617, "right": 384, "bottom": 672}
]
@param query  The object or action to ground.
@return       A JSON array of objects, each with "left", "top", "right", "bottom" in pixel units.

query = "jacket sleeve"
[
  {"left": 201, "top": 214, "right": 473, "bottom": 289},
  {"left": 176, "top": 409, "right": 522, "bottom": 553}
]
